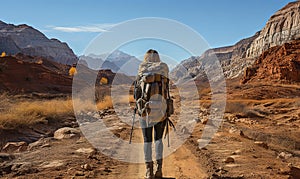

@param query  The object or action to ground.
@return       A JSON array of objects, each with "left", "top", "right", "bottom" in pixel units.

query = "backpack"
[{"left": 134, "top": 62, "right": 174, "bottom": 125}]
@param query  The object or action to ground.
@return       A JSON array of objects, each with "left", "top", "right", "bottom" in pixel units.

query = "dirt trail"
[
  {"left": 163, "top": 145, "right": 208, "bottom": 179},
  {"left": 122, "top": 124, "right": 208, "bottom": 179},
  {"left": 123, "top": 145, "right": 207, "bottom": 179}
]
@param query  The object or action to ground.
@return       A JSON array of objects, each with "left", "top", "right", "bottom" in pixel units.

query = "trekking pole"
[
  {"left": 129, "top": 107, "right": 136, "bottom": 144},
  {"left": 167, "top": 124, "right": 170, "bottom": 147},
  {"left": 129, "top": 80, "right": 138, "bottom": 144}
]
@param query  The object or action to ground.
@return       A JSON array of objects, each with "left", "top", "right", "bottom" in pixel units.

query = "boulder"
[
  {"left": 223, "top": 157, "right": 235, "bottom": 163},
  {"left": 2, "top": 142, "right": 28, "bottom": 153},
  {"left": 53, "top": 127, "right": 80, "bottom": 140},
  {"left": 277, "top": 152, "right": 293, "bottom": 160},
  {"left": 81, "top": 164, "right": 92, "bottom": 171},
  {"left": 28, "top": 138, "right": 52, "bottom": 150}
]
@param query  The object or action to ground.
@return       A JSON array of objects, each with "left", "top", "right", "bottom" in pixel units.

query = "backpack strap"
[{"left": 166, "top": 78, "right": 171, "bottom": 99}]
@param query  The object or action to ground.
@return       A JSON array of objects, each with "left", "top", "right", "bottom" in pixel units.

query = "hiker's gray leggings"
[{"left": 140, "top": 119, "right": 166, "bottom": 162}]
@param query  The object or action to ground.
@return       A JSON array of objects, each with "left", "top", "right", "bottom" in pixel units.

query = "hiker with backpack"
[{"left": 133, "top": 49, "right": 174, "bottom": 179}]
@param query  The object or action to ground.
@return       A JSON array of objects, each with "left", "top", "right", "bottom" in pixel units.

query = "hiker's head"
[{"left": 144, "top": 49, "right": 160, "bottom": 63}]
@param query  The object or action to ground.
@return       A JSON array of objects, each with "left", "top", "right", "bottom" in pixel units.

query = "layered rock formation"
[
  {"left": 242, "top": 39, "right": 300, "bottom": 83},
  {"left": 170, "top": 33, "right": 258, "bottom": 82},
  {"left": 0, "top": 21, "right": 77, "bottom": 65},
  {"left": 171, "top": 1, "right": 300, "bottom": 82},
  {"left": 247, "top": 1, "right": 300, "bottom": 58}
]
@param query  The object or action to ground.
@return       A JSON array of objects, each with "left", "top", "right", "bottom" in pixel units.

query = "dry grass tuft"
[
  {"left": 96, "top": 96, "right": 113, "bottom": 110},
  {"left": 0, "top": 92, "right": 135, "bottom": 129},
  {"left": 0, "top": 97, "right": 74, "bottom": 129},
  {"left": 96, "top": 95, "right": 134, "bottom": 110}
]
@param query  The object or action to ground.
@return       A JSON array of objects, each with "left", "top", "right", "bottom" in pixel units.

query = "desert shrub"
[
  {"left": 69, "top": 67, "right": 77, "bottom": 76},
  {"left": 0, "top": 98, "right": 74, "bottom": 129},
  {"left": 0, "top": 93, "right": 134, "bottom": 129}
]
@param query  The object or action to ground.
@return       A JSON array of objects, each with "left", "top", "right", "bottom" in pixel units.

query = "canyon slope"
[
  {"left": 0, "top": 21, "right": 77, "bottom": 65},
  {"left": 171, "top": 1, "right": 300, "bottom": 82}
]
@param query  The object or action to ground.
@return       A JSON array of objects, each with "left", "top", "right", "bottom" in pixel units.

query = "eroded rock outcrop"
[
  {"left": 171, "top": 1, "right": 300, "bottom": 82},
  {"left": 0, "top": 20, "right": 77, "bottom": 65},
  {"left": 242, "top": 39, "right": 300, "bottom": 83},
  {"left": 246, "top": 1, "right": 300, "bottom": 58},
  {"left": 170, "top": 33, "right": 258, "bottom": 82}
]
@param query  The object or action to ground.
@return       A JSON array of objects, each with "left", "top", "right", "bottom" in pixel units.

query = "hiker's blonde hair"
[{"left": 144, "top": 49, "right": 160, "bottom": 63}]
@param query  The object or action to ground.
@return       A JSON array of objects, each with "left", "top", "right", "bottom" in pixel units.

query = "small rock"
[
  {"left": 41, "top": 160, "right": 64, "bottom": 169},
  {"left": 231, "top": 149, "right": 242, "bottom": 155},
  {"left": 277, "top": 152, "right": 293, "bottom": 160},
  {"left": 215, "top": 167, "right": 228, "bottom": 174},
  {"left": 223, "top": 156, "right": 235, "bottom": 163},
  {"left": 76, "top": 147, "right": 96, "bottom": 155},
  {"left": 2, "top": 141, "right": 28, "bottom": 153},
  {"left": 254, "top": 141, "right": 268, "bottom": 149},
  {"left": 225, "top": 114, "right": 237, "bottom": 123},
  {"left": 81, "top": 164, "right": 92, "bottom": 171},
  {"left": 54, "top": 127, "right": 80, "bottom": 140}
]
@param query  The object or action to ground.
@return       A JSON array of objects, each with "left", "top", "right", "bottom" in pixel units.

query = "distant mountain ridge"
[
  {"left": 171, "top": 1, "right": 300, "bottom": 82},
  {"left": 171, "top": 33, "right": 259, "bottom": 82},
  {"left": 79, "top": 50, "right": 141, "bottom": 76},
  {"left": 0, "top": 20, "right": 77, "bottom": 65}
]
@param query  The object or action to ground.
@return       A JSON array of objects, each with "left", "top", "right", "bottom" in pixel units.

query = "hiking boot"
[
  {"left": 145, "top": 162, "right": 154, "bottom": 179},
  {"left": 154, "top": 159, "right": 163, "bottom": 178}
]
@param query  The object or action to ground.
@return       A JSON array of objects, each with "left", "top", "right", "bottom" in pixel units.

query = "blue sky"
[{"left": 0, "top": 0, "right": 293, "bottom": 61}]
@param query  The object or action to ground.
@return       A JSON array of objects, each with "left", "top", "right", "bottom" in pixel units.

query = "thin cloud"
[{"left": 48, "top": 24, "right": 116, "bottom": 32}]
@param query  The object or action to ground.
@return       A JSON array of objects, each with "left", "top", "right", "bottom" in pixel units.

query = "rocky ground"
[{"left": 0, "top": 80, "right": 300, "bottom": 179}]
